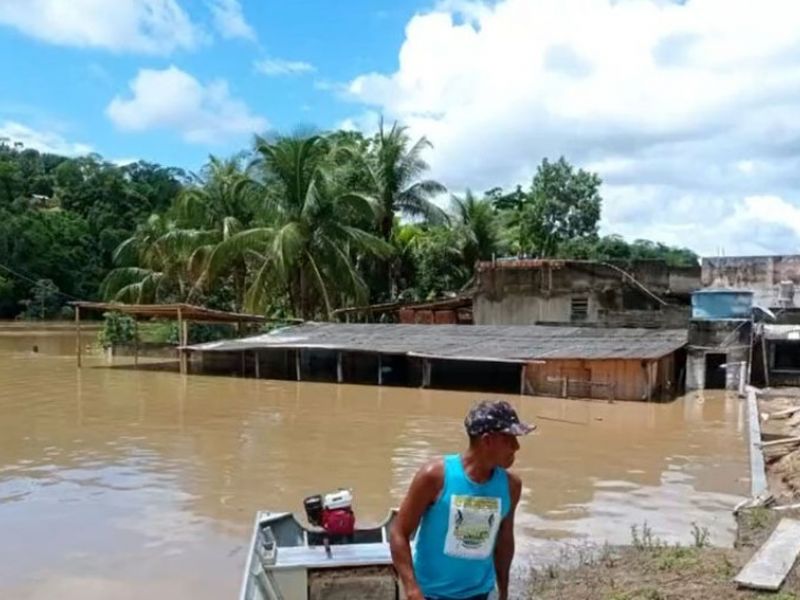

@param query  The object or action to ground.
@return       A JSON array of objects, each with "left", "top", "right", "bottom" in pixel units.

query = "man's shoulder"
[
  {"left": 506, "top": 470, "right": 522, "bottom": 487},
  {"left": 416, "top": 457, "right": 445, "bottom": 484}
]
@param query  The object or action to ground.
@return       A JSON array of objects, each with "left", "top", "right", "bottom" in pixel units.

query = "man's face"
[{"left": 484, "top": 432, "right": 520, "bottom": 468}]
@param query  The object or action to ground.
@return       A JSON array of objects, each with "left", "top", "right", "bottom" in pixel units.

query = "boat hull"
[{"left": 239, "top": 511, "right": 400, "bottom": 600}]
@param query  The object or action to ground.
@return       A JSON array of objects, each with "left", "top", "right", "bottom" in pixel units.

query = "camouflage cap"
[{"left": 464, "top": 400, "right": 536, "bottom": 437}]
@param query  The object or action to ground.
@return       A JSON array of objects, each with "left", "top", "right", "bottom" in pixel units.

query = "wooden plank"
[
  {"left": 747, "top": 387, "right": 769, "bottom": 497},
  {"left": 133, "top": 318, "right": 139, "bottom": 368},
  {"left": 75, "top": 305, "right": 82, "bottom": 368},
  {"left": 764, "top": 406, "right": 800, "bottom": 420},
  {"left": 758, "top": 436, "right": 800, "bottom": 449},
  {"left": 735, "top": 518, "right": 800, "bottom": 591}
]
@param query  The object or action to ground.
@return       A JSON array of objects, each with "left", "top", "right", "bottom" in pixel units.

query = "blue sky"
[
  {"left": 0, "top": 0, "right": 427, "bottom": 170},
  {"left": 3, "top": 0, "right": 800, "bottom": 256}
]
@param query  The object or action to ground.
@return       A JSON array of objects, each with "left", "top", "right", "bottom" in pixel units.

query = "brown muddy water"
[{"left": 0, "top": 326, "right": 749, "bottom": 599}]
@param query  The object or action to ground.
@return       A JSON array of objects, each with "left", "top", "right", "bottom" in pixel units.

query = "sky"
[{"left": 2, "top": 0, "right": 800, "bottom": 257}]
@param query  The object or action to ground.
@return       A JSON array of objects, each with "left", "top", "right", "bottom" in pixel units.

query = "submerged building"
[
  {"left": 686, "top": 290, "right": 753, "bottom": 392},
  {"left": 188, "top": 323, "right": 687, "bottom": 402}
]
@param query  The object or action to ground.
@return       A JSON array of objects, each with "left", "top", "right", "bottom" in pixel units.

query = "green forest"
[{"left": 0, "top": 123, "right": 697, "bottom": 320}]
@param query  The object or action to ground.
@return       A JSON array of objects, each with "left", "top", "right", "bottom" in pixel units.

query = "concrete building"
[
  {"left": 473, "top": 259, "right": 699, "bottom": 328},
  {"left": 757, "top": 325, "right": 800, "bottom": 387},
  {"left": 686, "top": 290, "right": 753, "bottom": 392},
  {"left": 702, "top": 255, "right": 800, "bottom": 311}
]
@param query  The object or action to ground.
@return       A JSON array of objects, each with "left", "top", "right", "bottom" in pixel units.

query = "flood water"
[{"left": 0, "top": 326, "right": 749, "bottom": 599}]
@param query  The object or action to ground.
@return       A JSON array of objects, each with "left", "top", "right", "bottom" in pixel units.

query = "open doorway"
[{"left": 705, "top": 353, "right": 727, "bottom": 389}]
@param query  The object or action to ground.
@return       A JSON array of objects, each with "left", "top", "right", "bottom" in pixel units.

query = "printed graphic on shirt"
[{"left": 443, "top": 495, "right": 502, "bottom": 559}]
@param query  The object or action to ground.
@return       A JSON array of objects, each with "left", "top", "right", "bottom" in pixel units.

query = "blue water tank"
[{"left": 691, "top": 289, "right": 754, "bottom": 320}]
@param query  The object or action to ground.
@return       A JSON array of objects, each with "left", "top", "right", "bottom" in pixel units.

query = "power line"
[{"left": 0, "top": 260, "right": 83, "bottom": 301}]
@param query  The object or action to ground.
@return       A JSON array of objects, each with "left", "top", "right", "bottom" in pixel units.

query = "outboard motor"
[{"left": 303, "top": 489, "right": 355, "bottom": 537}]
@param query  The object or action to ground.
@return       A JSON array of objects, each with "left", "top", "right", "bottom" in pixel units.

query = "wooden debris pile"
[{"left": 759, "top": 392, "right": 800, "bottom": 501}]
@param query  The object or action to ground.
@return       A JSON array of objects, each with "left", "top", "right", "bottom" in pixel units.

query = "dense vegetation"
[{"left": 0, "top": 124, "right": 697, "bottom": 320}]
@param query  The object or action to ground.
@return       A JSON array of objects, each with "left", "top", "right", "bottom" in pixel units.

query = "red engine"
[
  {"left": 304, "top": 489, "right": 356, "bottom": 537},
  {"left": 321, "top": 505, "right": 355, "bottom": 536}
]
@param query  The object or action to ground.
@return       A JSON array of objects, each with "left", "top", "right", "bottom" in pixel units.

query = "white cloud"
[
  {"left": 255, "top": 57, "right": 316, "bottom": 76},
  {"left": 106, "top": 66, "right": 268, "bottom": 144},
  {"left": 0, "top": 121, "right": 92, "bottom": 156},
  {"left": 0, "top": 0, "right": 203, "bottom": 54},
  {"left": 344, "top": 0, "right": 800, "bottom": 255},
  {"left": 112, "top": 157, "right": 140, "bottom": 167},
  {"left": 207, "top": 0, "right": 256, "bottom": 41}
]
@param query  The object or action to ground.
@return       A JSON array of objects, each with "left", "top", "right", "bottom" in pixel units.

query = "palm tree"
[
  {"left": 357, "top": 120, "right": 448, "bottom": 297},
  {"left": 367, "top": 120, "right": 447, "bottom": 241},
  {"left": 203, "top": 134, "right": 391, "bottom": 319},
  {"left": 101, "top": 214, "right": 215, "bottom": 303},
  {"left": 451, "top": 190, "right": 503, "bottom": 271},
  {"left": 175, "top": 154, "right": 254, "bottom": 228},
  {"left": 176, "top": 155, "right": 255, "bottom": 310}
]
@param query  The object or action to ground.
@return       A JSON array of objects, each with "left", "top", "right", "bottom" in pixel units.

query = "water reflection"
[{"left": 0, "top": 329, "right": 748, "bottom": 599}]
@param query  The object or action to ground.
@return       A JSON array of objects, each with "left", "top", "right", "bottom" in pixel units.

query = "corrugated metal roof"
[
  {"left": 71, "top": 301, "right": 268, "bottom": 323},
  {"left": 189, "top": 323, "right": 687, "bottom": 361}
]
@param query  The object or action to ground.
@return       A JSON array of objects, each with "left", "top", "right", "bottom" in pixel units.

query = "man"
[{"left": 390, "top": 400, "right": 534, "bottom": 600}]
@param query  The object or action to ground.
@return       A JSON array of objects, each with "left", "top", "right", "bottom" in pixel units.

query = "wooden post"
[
  {"left": 421, "top": 359, "right": 431, "bottom": 388},
  {"left": 133, "top": 317, "right": 139, "bottom": 368},
  {"left": 647, "top": 361, "right": 654, "bottom": 402},
  {"left": 337, "top": 352, "right": 343, "bottom": 383},
  {"left": 377, "top": 354, "right": 383, "bottom": 386},
  {"left": 295, "top": 350, "right": 302, "bottom": 381},
  {"left": 177, "top": 307, "right": 187, "bottom": 375},
  {"left": 75, "top": 305, "right": 82, "bottom": 368},
  {"left": 254, "top": 351, "right": 260, "bottom": 379},
  {"left": 519, "top": 363, "right": 527, "bottom": 395},
  {"left": 561, "top": 376, "right": 568, "bottom": 398},
  {"left": 762, "top": 334, "right": 771, "bottom": 388}
]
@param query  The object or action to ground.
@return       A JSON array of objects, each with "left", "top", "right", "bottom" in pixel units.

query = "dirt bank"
[
  {"left": 758, "top": 389, "right": 800, "bottom": 502},
  {"left": 527, "top": 509, "right": 800, "bottom": 599}
]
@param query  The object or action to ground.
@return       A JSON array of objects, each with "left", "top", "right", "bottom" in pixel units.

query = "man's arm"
[
  {"left": 494, "top": 472, "right": 522, "bottom": 600},
  {"left": 390, "top": 459, "right": 443, "bottom": 600}
]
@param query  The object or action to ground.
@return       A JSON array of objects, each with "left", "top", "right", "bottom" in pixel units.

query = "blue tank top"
[{"left": 413, "top": 454, "right": 511, "bottom": 599}]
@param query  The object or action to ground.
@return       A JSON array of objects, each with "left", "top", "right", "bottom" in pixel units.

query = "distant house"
[
  {"left": 686, "top": 290, "right": 753, "bottom": 392},
  {"left": 703, "top": 255, "right": 800, "bottom": 313},
  {"left": 699, "top": 255, "right": 800, "bottom": 389},
  {"left": 472, "top": 259, "right": 699, "bottom": 328}
]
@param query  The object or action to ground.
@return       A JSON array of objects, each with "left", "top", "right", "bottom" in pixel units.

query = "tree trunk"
[
  {"left": 299, "top": 267, "right": 309, "bottom": 320},
  {"left": 380, "top": 213, "right": 395, "bottom": 299},
  {"left": 234, "top": 260, "right": 246, "bottom": 313}
]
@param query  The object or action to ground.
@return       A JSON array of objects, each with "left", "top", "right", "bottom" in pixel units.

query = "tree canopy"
[{"left": 0, "top": 130, "right": 698, "bottom": 320}]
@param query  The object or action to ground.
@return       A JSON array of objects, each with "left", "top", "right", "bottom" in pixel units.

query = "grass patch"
[{"left": 743, "top": 507, "right": 772, "bottom": 531}]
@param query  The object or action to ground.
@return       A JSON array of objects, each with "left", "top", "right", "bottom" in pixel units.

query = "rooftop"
[
  {"left": 188, "top": 323, "right": 687, "bottom": 362},
  {"left": 71, "top": 302, "right": 268, "bottom": 324}
]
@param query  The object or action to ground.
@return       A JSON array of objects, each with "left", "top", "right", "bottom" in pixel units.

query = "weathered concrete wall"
[
  {"left": 702, "top": 255, "right": 800, "bottom": 308},
  {"left": 473, "top": 259, "right": 699, "bottom": 327},
  {"left": 686, "top": 349, "right": 705, "bottom": 390},
  {"left": 474, "top": 294, "right": 573, "bottom": 325},
  {"left": 686, "top": 319, "right": 752, "bottom": 391},
  {"left": 669, "top": 266, "right": 703, "bottom": 296},
  {"left": 600, "top": 306, "right": 690, "bottom": 329},
  {"left": 688, "top": 319, "right": 752, "bottom": 347}
]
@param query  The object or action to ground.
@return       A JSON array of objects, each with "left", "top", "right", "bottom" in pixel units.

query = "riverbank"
[
  {"left": 758, "top": 388, "right": 800, "bottom": 502},
  {"left": 527, "top": 508, "right": 800, "bottom": 599}
]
